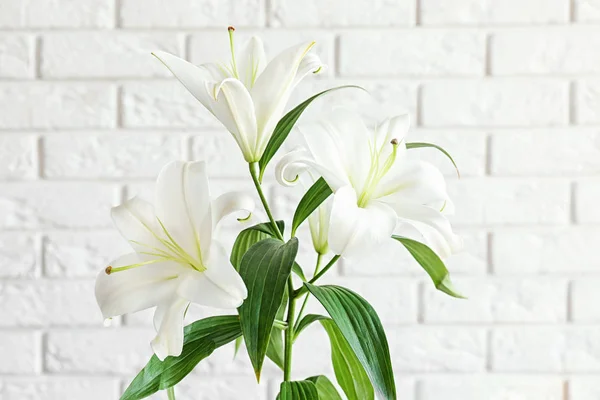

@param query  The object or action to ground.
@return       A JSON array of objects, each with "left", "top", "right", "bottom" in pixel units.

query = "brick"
[
  {"left": 119, "top": 0, "right": 264, "bottom": 28},
  {"left": 0, "top": 34, "right": 34, "bottom": 78},
  {"left": 570, "top": 377, "right": 600, "bottom": 400},
  {"left": 447, "top": 178, "right": 570, "bottom": 225},
  {"left": 494, "top": 228, "right": 600, "bottom": 274},
  {"left": 0, "top": 377, "right": 119, "bottom": 400},
  {"left": 0, "top": 183, "right": 117, "bottom": 229},
  {"left": 491, "top": 130, "right": 600, "bottom": 175},
  {"left": 417, "top": 376, "right": 564, "bottom": 400},
  {"left": 339, "top": 31, "right": 485, "bottom": 77},
  {"left": 575, "top": 0, "right": 600, "bottom": 21},
  {"left": 423, "top": 278, "right": 567, "bottom": 323},
  {"left": 492, "top": 327, "right": 600, "bottom": 372},
  {"left": 576, "top": 179, "right": 600, "bottom": 223},
  {"left": 0, "top": 135, "right": 36, "bottom": 179},
  {"left": 390, "top": 327, "right": 486, "bottom": 372},
  {"left": 412, "top": 130, "right": 487, "bottom": 177},
  {"left": 492, "top": 28, "right": 600, "bottom": 75},
  {"left": 422, "top": 80, "right": 569, "bottom": 127},
  {"left": 0, "top": 331, "right": 39, "bottom": 373},
  {"left": 138, "top": 377, "right": 268, "bottom": 400},
  {"left": 0, "top": 83, "right": 116, "bottom": 130},
  {"left": 41, "top": 33, "right": 181, "bottom": 78},
  {"left": 572, "top": 279, "right": 600, "bottom": 322},
  {"left": 0, "top": 0, "right": 113, "bottom": 28},
  {"left": 289, "top": 79, "right": 418, "bottom": 129},
  {"left": 121, "top": 81, "right": 216, "bottom": 129},
  {"left": 0, "top": 280, "right": 100, "bottom": 327},
  {"left": 576, "top": 80, "right": 600, "bottom": 124},
  {"left": 46, "top": 328, "right": 154, "bottom": 373},
  {"left": 188, "top": 30, "right": 335, "bottom": 74},
  {"left": 190, "top": 132, "right": 249, "bottom": 178},
  {"left": 0, "top": 233, "right": 38, "bottom": 278},
  {"left": 343, "top": 230, "right": 488, "bottom": 276},
  {"left": 269, "top": 0, "right": 414, "bottom": 27},
  {"left": 44, "top": 232, "right": 129, "bottom": 278},
  {"left": 421, "top": 0, "right": 568, "bottom": 24},
  {"left": 42, "top": 133, "right": 183, "bottom": 178}
]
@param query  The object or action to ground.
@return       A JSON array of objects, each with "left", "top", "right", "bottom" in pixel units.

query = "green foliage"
[
  {"left": 392, "top": 236, "right": 465, "bottom": 298},
  {"left": 277, "top": 380, "right": 319, "bottom": 400},
  {"left": 237, "top": 237, "right": 299, "bottom": 380},
  {"left": 230, "top": 221, "right": 285, "bottom": 271},
  {"left": 291, "top": 177, "right": 333, "bottom": 237},
  {"left": 293, "top": 314, "right": 328, "bottom": 342},
  {"left": 306, "top": 284, "right": 396, "bottom": 400},
  {"left": 121, "top": 316, "right": 241, "bottom": 400}
]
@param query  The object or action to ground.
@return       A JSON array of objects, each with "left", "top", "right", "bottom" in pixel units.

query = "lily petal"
[
  {"left": 275, "top": 147, "right": 349, "bottom": 190},
  {"left": 328, "top": 186, "right": 397, "bottom": 259},
  {"left": 205, "top": 242, "right": 248, "bottom": 301},
  {"left": 375, "top": 113, "right": 410, "bottom": 159},
  {"left": 152, "top": 51, "right": 217, "bottom": 112},
  {"left": 111, "top": 197, "right": 160, "bottom": 253},
  {"left": 155, "top": 161, "right": 212, "bottom": 263},
  {"left": 95, "top": 253, "right": 184, "bottom": 319},
  {"left": 178, "top": 268, "right": 246, "bottom": 309},
  {"left": 211, "top": 191, "right": 255, "bottom": 230},
  {"left": 237, "top": 36, "right": 267, "bottom": 89},
  {"left": 251, "top": 42, "right": 323, "bottom": 157},
  {"left": 151, "top": 295, "right": 190, "bottom": 360},
  {"left": 210, "top": 78, "right": 259, "bottom": 161}
]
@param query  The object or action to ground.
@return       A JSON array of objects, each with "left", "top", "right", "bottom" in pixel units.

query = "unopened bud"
[
  {"left": 228, "top": 26, "right": 235, "bottom": 32},
  {"left": 105, "top": 266, "right": 112, "bottom": 275},
  {"left": 390, "top": 138, "right": 399, "bottom": 145}
]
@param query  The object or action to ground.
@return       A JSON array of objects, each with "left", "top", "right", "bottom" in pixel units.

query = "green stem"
[
  {"left": 293, "top": 255, "right": 341, "bottom": 298},
  {"left": 249, "top": 162, "right": 284, "bottom": 241},
  {"left": 283, "top": 276, "right": 296, "bottom": 381},
  {"left": 293, "top": 253, "right": 323, "bottom": 332},
  {"left": 167, "top": 386, "right": 176, "bottom": 400}
]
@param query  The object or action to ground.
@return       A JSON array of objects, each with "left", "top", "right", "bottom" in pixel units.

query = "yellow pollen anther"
[
  {"left": 390, "top": 138, "right": 399, "bottom": 145},
  {"left": 228, "top": 26, "right": 235, "bottom": 32},
  {"left": 105, "top": 266, "right": 112, "bottom": 275}
]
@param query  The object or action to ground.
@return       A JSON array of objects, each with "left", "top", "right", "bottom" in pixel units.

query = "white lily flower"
[
  {"left": 276, "top": 109, "right": 462, "bottom": 259},
  {"left": 152, "top": 27, "right": 325, "bottom": 163},
  {"left": 95, "top": 160, "right": 253, "bottom": 361}
]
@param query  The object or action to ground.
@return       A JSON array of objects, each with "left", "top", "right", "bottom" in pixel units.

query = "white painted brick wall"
[{"left": 0, "top": 1, "right": 598, "bottom": 399}]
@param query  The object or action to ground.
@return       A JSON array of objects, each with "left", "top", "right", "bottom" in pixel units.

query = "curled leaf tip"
[
  {"left": 237, "top": 212, "right": 252, "bottom": 222},
  {"left": 105, "top": 266, "right": 112, "bottom": 275}
]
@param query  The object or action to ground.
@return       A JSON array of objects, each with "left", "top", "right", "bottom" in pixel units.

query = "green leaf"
[
  {"left": 307, "top": 375, "right": 343, "bottom": 400},
  {"left": 305, "top": 284, "right": 396, "bottom": 400},
  {"left": 277, "top": 380, "right": 319, "bottom": 400},
  {"left": 258, "top": 85, "right": 363, "bottom": 180},
  {"left": 233, "top": 336, "right": 243, "bottom": 359},
  {"left": 320, "top": 319, "right": 374, "bottom": 400},
  {"left": 266, "top": 290, "right": 289, "bottom": 370},
  {"left": 406, "top": 142, "right": 460, "bottom": 177},
  {"left": 291, "top": 177, "right": 333, "bottom": 237},
  {"left": 121, "top": 316, "right": 241, "bottom": 400},
  {"left": 293, "top": 314, "right": 328, "bottom": 341},
  {"left": 392, "top": 236, "right": 465, "bottom": 298},
  {"left": 238, "top": 237, "right": 299, "bottom": 380},
  {"left": 292, "top": 262, "right": 307, "bottom": 281},
  {"left": 230, "top": 221, "right": 285, "bottom": 271}
]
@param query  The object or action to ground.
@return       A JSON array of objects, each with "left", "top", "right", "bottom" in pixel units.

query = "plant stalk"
[
  {"left": 293, "top": 253, "right": 323, "bottom": 332},
  {"left": 249, "top": 162, "right": 284, "bottom": 241},
  {"left": 293, "top": 255, "right": 341, "bottom": 298},
  {"left": 283, "top": 276, "right": 296, "bottom": 381},
  {"left": 167, "top": 386, "right": 176, "bottom": 400}
]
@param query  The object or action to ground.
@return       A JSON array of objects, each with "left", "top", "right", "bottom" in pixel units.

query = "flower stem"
[
  {"left": 167, "top": 386, "right": 176, "bottom": 400},
  {"left": 293, "top": 253, "right": 323, "bottom": 332},
  {"left": 293, "top": 255, "right": 341, "bottom": 298},
  {"left": 249, "top": 162, "right": 284, "bottom": 241},
  {"left": 283, "top": 276, "right": 296, "bottom": 381}
]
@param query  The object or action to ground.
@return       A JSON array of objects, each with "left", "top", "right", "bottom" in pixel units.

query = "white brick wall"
[{"left": 0, "top": 1, "right": 598, "bottom": 399}]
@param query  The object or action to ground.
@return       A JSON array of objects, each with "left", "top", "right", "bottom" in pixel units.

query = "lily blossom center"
[{"left": 357, "top": 138, "right": 401, "bottom": 208}]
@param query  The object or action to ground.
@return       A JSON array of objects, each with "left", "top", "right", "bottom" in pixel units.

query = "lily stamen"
[
  {"left": 105, "top": 259, "right": 164, "bottom": 275},
  {"left": 228, "top": 26, "right": 239, "bottom": 79}
]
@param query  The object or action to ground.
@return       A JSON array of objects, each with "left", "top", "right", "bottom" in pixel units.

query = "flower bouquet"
[{"left": 95, "top": 27, "right": 463, "bottom": 400}]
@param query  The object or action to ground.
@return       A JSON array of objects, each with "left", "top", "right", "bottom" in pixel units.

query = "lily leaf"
[
  {"left": 258, "top": 85, "right": 363, "bottom": 181},
  {"left": 406, "top": 142, "right": 460, "bottom": 177},
  {"left": 320, "top": 319, "right": 374, "bottom": 400},
  {"left": 266, "top": 290, "right": 289, "bottom": 370},
  {"left": 392, "top": 236, "right": 465, "bottom": 299},
  {"left": 238, "top": 237, "right": 299, "bottom": 380},
  {"left": 307, "top": 375, "right": 344, "bottom": 400},
  {"left": 291, "top": 177, "right": 333, "bottom": 237},
  {"left": 305, "top": 284, "right": 396, "bottom": 400},
  {"left": 121, "top": 316, "right": 241, "bottom": 400},
  {"left": 230, "top": 221, "right": 285, "bottom": 271},
  {"left": 293, "top": 314, "right": 328, "bottom": 342},
  {"left": 277, "top": 380, "right": 319, "bottom": 400}
]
